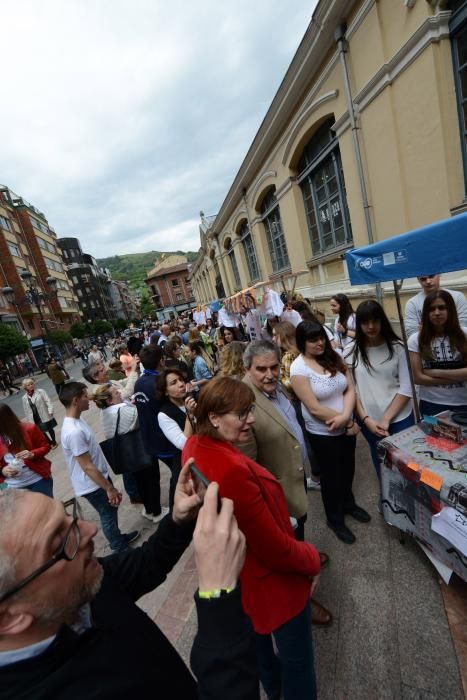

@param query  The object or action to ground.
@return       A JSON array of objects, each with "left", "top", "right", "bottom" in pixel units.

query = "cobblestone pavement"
[{"left": 1, "top": 362, "right": 466, "bottom": 699}]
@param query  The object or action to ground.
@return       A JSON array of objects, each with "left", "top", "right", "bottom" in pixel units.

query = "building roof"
[{"left": 146, "top": 261, "right": 189, "bottom": 280}]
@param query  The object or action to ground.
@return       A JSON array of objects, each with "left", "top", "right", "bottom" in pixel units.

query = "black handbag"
[
  {"left": 39, "top": 417, "right": 58, "bottom": 431},
  {"left": 100, "top": 408, "right": 153, "bottom": 474}
]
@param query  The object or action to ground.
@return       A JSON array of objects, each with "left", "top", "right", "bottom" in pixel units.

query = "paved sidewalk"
[{"left": 1, "top": 369, "right": 465, "bottom": 699}]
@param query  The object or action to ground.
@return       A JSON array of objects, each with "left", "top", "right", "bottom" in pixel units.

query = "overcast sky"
[{"left": 2, "top": 1, "right": 318, "bottom": 259}]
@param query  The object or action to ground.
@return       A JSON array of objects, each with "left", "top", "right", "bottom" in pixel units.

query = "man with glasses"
[
  {"left": 0, "top": 470, "right": 259, "bottom": 698},
  {"left": 60, "top": 382, "right": 140, "bottom": 553},
  {"left": 82, "top": 355, "right": 139, "bottom": 400},
  {"left": 404, "top": 273, "right": 467, "bottom": 337}
]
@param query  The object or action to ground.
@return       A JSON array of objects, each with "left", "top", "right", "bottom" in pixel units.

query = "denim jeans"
[
  {"left": 24, "top": 478, "right": 54, "bottom": 498},
  {"left": 83, "top": 487, "right": 128, "bottom": 552},
  {"left": 122, "top": 472, "right": 141, "bottom": 502},
  {"left": 254, "top": 602, "right": 316, "bottom": 700},
  {"left": 419, "top": 400, "right": 467, "bottom": 417},
  {"left": 360, "top": 412, "right": 415, "bottom": 479}
]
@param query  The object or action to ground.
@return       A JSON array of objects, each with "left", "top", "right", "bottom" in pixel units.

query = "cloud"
[{"left": 1, "top": 0, "right": 318, "bottom": 258}]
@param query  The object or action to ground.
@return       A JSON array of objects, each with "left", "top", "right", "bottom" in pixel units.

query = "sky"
[{"left": 2, "top": 1, "right": 318, "bottom": 259}]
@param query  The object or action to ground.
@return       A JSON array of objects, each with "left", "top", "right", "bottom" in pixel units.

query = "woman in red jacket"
[
  {"left": 183, "top": 376, "right": 320, "bottom": 700},
  {"left": 0, "top": 405, "right": 53, "bottom": 497}
]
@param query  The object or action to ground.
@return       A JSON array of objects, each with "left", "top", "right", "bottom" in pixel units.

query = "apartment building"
[
  {"left": 57, "top": 237, "right": 117, "bottom": 323},
  {"left": 0, "top": 187, "right": 81, "bottom": 341},
  {"left": 190, "top": 0, "right": 467, "bottom": 321},
  {"left": 145, "top": 254, "right": 195, "bottom": 318},
  {"left": 110, "top": 279, "right": 139, "bottom": 320}
]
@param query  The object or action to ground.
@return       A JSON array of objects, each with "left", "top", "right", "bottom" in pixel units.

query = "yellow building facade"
[{"left": 190, "top": 0, "right": 467, "bottom": 322}]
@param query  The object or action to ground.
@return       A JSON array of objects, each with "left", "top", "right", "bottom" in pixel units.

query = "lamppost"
[{"left": 2, "top": 272, "right": 58, "bottom": 335}]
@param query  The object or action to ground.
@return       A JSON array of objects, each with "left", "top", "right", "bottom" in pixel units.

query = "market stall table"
[{"left": 378, "top": 414, "right": 467, "bottom": 583}]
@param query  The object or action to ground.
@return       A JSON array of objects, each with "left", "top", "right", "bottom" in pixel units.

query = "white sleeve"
[
  {"left": 157, "top": 412, "right": 187, "bottom": 450},
  {"left": 407, "top": 332, "right": 420, "bottom": 354},
  {"left": 41, "top": 389, "right": 53, "bottom": 415},
  {"left": 454, "top": 292, "right": 467, "bottom": 328},
  {"left": 290, "top": 356, "right": 307, "bottom": 378},
  {"left": 396, "top": 346, "right": 413, "bottom": 398},
  {"left": 118, "top": 405, "right": 139, "bottom": 434},
  {"left": 404, "top": 298, "right": 420, "bottom": 338},
  {"left": 22, "top": 395, "right": 33, "bottom": 422},
  {"left": 67, "top": 427, "right": 89, "bottom": 457}
]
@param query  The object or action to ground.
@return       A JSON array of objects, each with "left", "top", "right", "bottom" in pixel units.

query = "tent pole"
[{"left": 393, "top": 280, "right": 421, "bottom": 422}]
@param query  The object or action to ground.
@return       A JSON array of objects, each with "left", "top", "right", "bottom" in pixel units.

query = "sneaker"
[
  {"left": 307, "top": 477, "right": 321, "bottom": 491},
  {"left": 152, "top": 506, "right": 170, "bottom": 524},
  {"left": 141, "top": 507, "right": 154, "bottom": 522},
  {"left": 123, "top": 530, "right": 141, "bottom": 544}
]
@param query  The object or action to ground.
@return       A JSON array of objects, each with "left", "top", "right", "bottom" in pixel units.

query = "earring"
[{"left": 213, "top": 424, "right": 219, "bottom": 429}]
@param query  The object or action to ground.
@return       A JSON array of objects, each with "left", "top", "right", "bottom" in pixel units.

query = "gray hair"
[
  {"left": 0, "top": 490, "right": 28, "bottom": 599},
  {"left": 243, "top": 340, "right": 280, "bottom": 369},
  {"left": 21, "top": 378, "right": 35, "bottom": 389}
]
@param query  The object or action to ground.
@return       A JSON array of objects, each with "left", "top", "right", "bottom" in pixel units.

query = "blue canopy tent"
[{"left": 345, "top": 212, "right": 467, "bottom": 420}]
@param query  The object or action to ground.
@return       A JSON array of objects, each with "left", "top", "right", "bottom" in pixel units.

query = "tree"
[
  {"left": 70, "top": 322, "right": 88, "bottom": 339},
  {"left": 113, "top": 318, "right": 127, "bottom": 331},
  {"left": 45, "top": 330, "right": 73, "bottom": 346},
  {"left": 0, "top": 325, "right": 29, "bottom": 362},
  {"left": 140, "top": 287, "right": 155, "bottom": 318},
  {"left": 91, "top": 320, "right": 113, "bottom": 335}
]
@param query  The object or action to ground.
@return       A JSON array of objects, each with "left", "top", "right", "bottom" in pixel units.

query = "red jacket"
[
  {"left": 183, "top": 435, "right": 320, "bottom": 634},
  {"left": 0, "top": 423, "right": 52, "bottom": 481}
]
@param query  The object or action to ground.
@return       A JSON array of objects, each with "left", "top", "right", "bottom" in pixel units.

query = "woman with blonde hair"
[
  {"left": 218, "top": 341, "right": 246, "bottom": 380},
  {"left": 21, "top": 378, "right": 57, "bottom": 448}
]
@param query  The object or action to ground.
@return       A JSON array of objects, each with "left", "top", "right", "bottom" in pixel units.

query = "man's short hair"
[
  {"left": 0, "top": 490, "right": 27, "bottom": 599},
  {"left": 82, "top": 364, "right": 99, "bottom": 384},
  {"left": 243, "top": 340, "right": 280, "bottom": 369},
  {"left": 60, "top": 381, "right": 87, "bottom": 407},
  {"left": 139, "top": 344, "right": 164, "bottom": 370}
]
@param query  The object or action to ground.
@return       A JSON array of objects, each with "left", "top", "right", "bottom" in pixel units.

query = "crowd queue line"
[{"left": 0, "top": 271, "right": 466, "bottom": 699}]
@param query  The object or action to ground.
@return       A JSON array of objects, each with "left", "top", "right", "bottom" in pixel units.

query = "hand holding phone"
[{"left": 190, "top": 463, "right": 221, "bottom": 512}]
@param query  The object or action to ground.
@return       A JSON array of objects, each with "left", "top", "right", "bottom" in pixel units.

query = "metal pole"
[{"left": 393, "top": 280, "right": 421, "bottom": 422}]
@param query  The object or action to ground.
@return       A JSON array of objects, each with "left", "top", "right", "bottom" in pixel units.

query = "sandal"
[
  {"left": 319, "top": 552, "right": 330, "bottom": 567},
  {"left": 311, "top": 599, "right": 333, "bottom": 626}
]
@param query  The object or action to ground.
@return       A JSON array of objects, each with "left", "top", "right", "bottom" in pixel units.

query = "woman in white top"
[
  {"left": 408, "top": 289, "right": 467, "bottom": 416},
  {"left": 290, "top": 321, "right": 369, "bottom": 545},
  {"left": 21, "top": 378, "right": 57, "bottom": 448},
  {"left": 345, "top": 300, "right": 414, "bottom": 479},
  {"left": 330, "top": 294, "right": 356, "bottom": 350},
  {"left": 156, "top": 368, "right": 196, "bottom": 509},
  {"left": 93, "top": 384, "right": 168, "bottom": 524}
]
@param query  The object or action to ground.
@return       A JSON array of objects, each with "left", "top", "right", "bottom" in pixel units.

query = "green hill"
[{"left": 97, "top": 250, "right": 198, "bottom": 288}]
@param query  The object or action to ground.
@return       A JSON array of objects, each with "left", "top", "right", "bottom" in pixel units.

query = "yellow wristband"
[{"left": 198, "top": 588, "right": 234, "bottom": 599}]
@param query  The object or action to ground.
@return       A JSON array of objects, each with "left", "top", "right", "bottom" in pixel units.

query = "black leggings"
[
  {"left": 131, "top": 461, "right": 162, "bottom": 516},
  {"left": 161, "top": 455, "right": 181, "bottom": 510},
  {"left": 307, "top": 432, "right": 356, "bottom": 526}
]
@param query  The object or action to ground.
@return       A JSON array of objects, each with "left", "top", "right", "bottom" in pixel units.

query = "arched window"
[
  {"left": 238, "top": 221, "right": 260, "bottom": 282},
  {"left": 298, "top": 119, "right": 352, "bottom": 255},
  {"left": 225, "top": 240, "right": 241, "bottom": 288},
  {"left": 449, "top": 0, "right": 467, "bottom": 192},
  {"left": 260, "top": 189, "right": 290, "bottom": 273}
]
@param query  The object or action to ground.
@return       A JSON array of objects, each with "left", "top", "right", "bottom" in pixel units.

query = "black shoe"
[
  {"left": 123, "top": 530, "right": 140, "bottom": 544},
  {"left": 347, "top": 506, "right": 371, "bottom": 523},
  {"left": 327, "top": 522, "right": 356, "bottom": 544}
]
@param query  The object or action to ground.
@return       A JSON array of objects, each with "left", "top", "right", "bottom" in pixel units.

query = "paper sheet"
[{"left": 431, "top": 507, "right": 467, "bottom": 557}]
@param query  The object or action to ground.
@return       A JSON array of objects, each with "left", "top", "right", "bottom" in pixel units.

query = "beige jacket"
[{"left": 237, "top": 375, "right": 307, "bottom": 518}]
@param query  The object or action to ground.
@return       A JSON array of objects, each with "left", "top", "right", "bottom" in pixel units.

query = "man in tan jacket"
[{"left": 238, "top": 340, "right": 332, "bottom": 625}]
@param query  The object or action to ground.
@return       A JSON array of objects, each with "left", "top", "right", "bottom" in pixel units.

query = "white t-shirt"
[
  {"left": 334, "top": 313, "right": 356, "bottom": 349},
  {"left": 407, "top": 328, "right": 467, "bottom": 406},
  {"left": 290, "top": 354, "right": 348, "bottom": 436},
  {"left": 404, "top": 289, "right": 467, "bottom": 338},
  {"left": 61, "top": 416, "right": 110, "bottom": 497},
  {"left": 344, "top": 342, "right": 413, "bottom": 423}
]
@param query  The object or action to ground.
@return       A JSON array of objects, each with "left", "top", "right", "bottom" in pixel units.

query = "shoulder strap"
[{"left": 114, "top": 408, "right": 121, "bottom": 437}]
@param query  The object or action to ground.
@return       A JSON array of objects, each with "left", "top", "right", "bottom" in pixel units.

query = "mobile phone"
[{"left": 189, "top": 462, "right": 221, "bottom": 512}]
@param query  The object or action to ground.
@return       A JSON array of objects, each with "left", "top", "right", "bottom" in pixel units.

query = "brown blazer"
[{"left": 237, "top": 375, "right": 308, "bottom": 518}]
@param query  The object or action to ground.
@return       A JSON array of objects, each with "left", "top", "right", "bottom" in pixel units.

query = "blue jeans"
[
  {"left": 122, "top": 472, "right": 141, "bottom": 502},
  {"left": 24, "top": 478, "right": 54, "bottom": 498},
  {"left": 419, "top": 400, "right": 467, "bottom": 417},
  {"left": 254, "top": 602, "right": 316, "bottom": 700},
  {"left": 360, "top": 413, "right": 415, "bottom": 479},
  {"left": 83, "top": 487, "right": 128, "bottom": 552}
]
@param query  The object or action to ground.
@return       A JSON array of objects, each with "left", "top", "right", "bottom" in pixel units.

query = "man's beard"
[{"left": 34, "top": 562, "right": 104, "bottom": 626}]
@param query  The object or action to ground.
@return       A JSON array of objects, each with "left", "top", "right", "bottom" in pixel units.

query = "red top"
[
  {"left": 183, "top": 435, "right": 320, "bottom": 634},
  {"left": 0, "top": 423, "right": 52, "bottom": 481}
]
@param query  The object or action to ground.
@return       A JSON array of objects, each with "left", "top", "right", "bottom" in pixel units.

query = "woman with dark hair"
[
  {"left": 156, "top": 368, "right": 197, "bottom": 508},
  {"left": 330, "top": 293, "right": 356, "bottom": 349},
  {"left": 164, "top": 338, "right": 192, "bottom": 380},
  {"left": 220, "top": 325, "right": 243, "bottom": 344},
  {"left": 345, "top": 300, "right": 414, "bottom": 478},
  {"left": 290, "top": 321, "right": 369, "bottom": 544},
  {"left": 0, "top": 404, "right": 53, "bottom": 496},
  {"left": 408, "top": 289, "right": 467, "bottom": 415},
  {"left": 188, "top": 342, "right": 214, "bottom": 388},
  {"left": 183, "top": 376, "right": 321, "bottom": 700}
]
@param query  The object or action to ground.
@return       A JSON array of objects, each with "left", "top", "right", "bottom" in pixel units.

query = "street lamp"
[{"left": 2, "top": 273, "right": 57, "bottom": 334}]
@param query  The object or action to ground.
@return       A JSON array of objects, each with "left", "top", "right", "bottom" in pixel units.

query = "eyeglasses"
[
  {"left": 0, "top": 499, "right": 82, "bottom": 604},
  {"left": 233, "top": 405, "right": 256, "bottom": 422}
]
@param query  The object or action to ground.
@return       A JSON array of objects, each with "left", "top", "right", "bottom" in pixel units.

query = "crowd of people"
[{"left": 0, "top": 271, "right": 466, "bottom": 699}]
